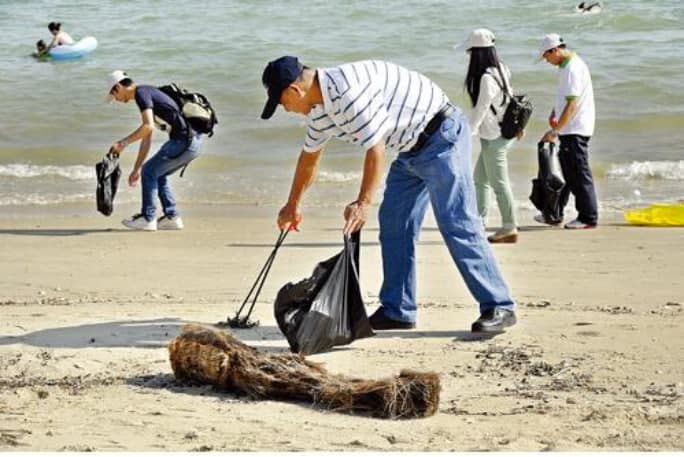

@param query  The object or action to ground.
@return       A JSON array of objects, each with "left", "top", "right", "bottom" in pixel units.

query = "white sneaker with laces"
[
  {"left": 122, "top": 214, "right": 157, "bottom": 231},
  {"left": 157, "top": 215, "right": 184, "bottom": 230},
  {"left": 564, "top": 218, "right": 597, "bottom": 230}
]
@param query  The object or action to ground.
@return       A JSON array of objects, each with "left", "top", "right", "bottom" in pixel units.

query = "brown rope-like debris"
[{"left": 169, "top": 324, "right": 440, "bottom": 419}]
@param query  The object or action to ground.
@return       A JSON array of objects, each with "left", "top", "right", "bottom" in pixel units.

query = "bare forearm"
[
  {"left": 357, "top": 144, "right": 385, "bottom": 205},
  {"left": 122, "top": 124, "right": 154, "bottom": 145},
  {"left": 341, "top": 144, "right": 384, "bottom": 235},
  {"left": 287, "top": 150, "right": 321, "bottom": 206},
  {"left": 556, "top": 99, "right": 578, "bottom": 131},
  {"left": 133, "top": 135, "right": 152, "bottom": 170}
]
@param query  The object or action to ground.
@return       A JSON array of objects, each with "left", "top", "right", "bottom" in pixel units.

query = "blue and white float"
[{"left": 49, "top": 36, "right": 98, "bottom": 60}]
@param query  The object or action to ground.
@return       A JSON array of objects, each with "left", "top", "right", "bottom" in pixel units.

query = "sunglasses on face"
[{"left": 109, "top": 85, "right": 119, "bottom": 96}]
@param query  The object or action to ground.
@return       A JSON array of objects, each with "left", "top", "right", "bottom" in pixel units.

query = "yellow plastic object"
[{"left": 624, "top": 202, "right": 684, "bottom": 226}]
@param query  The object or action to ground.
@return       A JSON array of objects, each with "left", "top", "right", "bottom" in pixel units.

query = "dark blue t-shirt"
[{"left": 134, "top": 85, "right": 188, "bottom": 140}]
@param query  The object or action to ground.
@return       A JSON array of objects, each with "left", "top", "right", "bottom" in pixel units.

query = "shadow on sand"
[
  {"left": 0, "top": 228, "right": 128, "bottom": 237},
  {"left": 0, "top": 318, "right": 285, "bottom": 349},
  {"left": 228, "top": 240, "right": 446, "bottom": 249}
]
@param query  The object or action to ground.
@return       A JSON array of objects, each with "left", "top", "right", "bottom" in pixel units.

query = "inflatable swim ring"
[
  {"left": 49, "top": 36, "right": 97, "bottom": 60},
  {"left": 624, "top": 202, "right": 684, "bottom": 227}
]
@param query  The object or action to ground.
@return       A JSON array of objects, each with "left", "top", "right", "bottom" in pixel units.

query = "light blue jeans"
[
  {"left": 141, "top": 134, "right": 202, "bottom": 221},
  {"left": 378, "top": 108, "right": 515, "bottom": 323}
]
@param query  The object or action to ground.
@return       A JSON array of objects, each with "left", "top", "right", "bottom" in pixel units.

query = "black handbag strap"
[
  {"left": 487, "top": 63, "right": 511, "bottom": 117},
  {"left": 495, "top": 62, "right": 513, "bottom": 97}
]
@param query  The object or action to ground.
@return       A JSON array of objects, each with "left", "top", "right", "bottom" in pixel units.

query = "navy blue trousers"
[{"left": 558, "top": 134, "right": 599, "bottom": 225}]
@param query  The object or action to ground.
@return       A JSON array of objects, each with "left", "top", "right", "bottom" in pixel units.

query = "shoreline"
[{"left": 0, "top": 198, "right": 632, "bottom": 220}]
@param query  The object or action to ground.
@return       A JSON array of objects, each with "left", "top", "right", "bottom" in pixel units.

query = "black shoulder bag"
[{"left": 489, "top": 64, "right": 533, "bottom": 139}]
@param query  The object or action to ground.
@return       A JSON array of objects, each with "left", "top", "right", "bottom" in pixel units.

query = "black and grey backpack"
[{"left": 158, "top": 83, "right": 218, "bottom": 137}]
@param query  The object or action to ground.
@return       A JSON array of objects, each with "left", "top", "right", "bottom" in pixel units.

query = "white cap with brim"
[
  {"left": 538, "top": 33, "right": 565, "bottom": 60},
  {"left": 105, "top": 70, "right": 128, "bottom": 102},
  {"left": 453, "top": 28, "right": 496, "bottom": 53}
]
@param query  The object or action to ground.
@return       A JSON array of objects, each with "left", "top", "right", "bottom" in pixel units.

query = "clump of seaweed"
[{"left": 169, "top": 324, "right": 440, "bottom": 419}]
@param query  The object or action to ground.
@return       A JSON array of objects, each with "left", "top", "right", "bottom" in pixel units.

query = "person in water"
[
  {"left": 577, "top": 2, "right": 601, "bottom": 13},
  {"left": 33, "top": 40, "right": 48, "bottom": 57},
  {"left": 47, "top": 22, "right": 74, "bottom": 49}
]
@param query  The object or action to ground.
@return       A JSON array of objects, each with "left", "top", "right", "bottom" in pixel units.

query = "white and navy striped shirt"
[{"left": 303, "top": 60, "right": 449, "bottom": 154}]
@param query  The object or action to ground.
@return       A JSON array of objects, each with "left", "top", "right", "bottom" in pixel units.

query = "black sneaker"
[
  {"left": 471, "top": 308, "right": 517, "bottom": 333},
  {"left": 533, "top": 214, "right": 562, "bottom": 227},
  {"left": 368, "top": 308, "right": 415, "bottom": 330}
]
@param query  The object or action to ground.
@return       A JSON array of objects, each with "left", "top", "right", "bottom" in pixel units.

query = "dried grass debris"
[{"left": 168, "top": 324, "right": 440, "bottom": 419}]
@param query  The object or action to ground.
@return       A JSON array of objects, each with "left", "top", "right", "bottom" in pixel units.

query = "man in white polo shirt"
[
  {"left": 260, "top": 56, "right": 517, "bottom": 333},
  {"left": 538, "top": 34, "right": 599, "bottom": 229}
]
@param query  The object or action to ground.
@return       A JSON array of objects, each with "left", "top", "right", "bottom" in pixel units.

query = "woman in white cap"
[{"left": 460, "top": 28, "right": 519, "bottom": 243}]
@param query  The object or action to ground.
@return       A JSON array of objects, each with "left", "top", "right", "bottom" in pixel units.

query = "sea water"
[{"left": 1, "top": 0, "right": 683, "bottom": 216}]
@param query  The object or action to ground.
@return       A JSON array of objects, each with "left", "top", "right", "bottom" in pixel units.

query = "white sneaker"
[
  {"left": 564, "top": 218, "right": 597, "bottom": 230},
  {"left": 122, "top": 213, "right": 157, "bottom": 231},
  {"left": 533, "top": 214, "right": 562, "bottom": 226},
  {"left": 157, "top": 215, "right": 184, "bottom": 230}
]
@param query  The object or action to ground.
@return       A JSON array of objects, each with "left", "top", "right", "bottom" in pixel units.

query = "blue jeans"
[
  {"left": 378, "top": 108, "right": 515, "bottom": 323},
  {"left": 141, "top": 134, "right": 202, "bottom": 221}
]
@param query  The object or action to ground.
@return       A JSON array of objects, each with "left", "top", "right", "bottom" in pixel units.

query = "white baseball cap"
[
  {"left": 538, "top": 33, "right": 565, "bottom": 60},
  {"left": 454, "top": 28, "right": 496, "bottom": 53},
  {"left": 105, "top": 70, "right": 129, "bottom": 102}
]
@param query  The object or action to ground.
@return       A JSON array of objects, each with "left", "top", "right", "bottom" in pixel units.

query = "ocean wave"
[
  {"left": 0, "top": 164, "right": 94, "bottom": 181},
  {"left": 607, "top": 161, "right": 684, "bottom": 181},
  {"left": 317, "top": 170, "right": 361, "bottom": 183},
  {"left": 0, "top": 192, "right": 93, "bottom": 206}
]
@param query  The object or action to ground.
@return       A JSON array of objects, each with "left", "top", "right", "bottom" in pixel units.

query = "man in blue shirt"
[{"left": 107, "top": 70, "right": 202, "bottom": 231}]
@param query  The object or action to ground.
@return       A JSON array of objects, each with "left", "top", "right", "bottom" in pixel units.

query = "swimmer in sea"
[
  {"left": 47, "top": 22, "right": 74, "bottom": 49},
  {"left": 577, "top": 2, "right": 602, "bottom": 14},
  {"left": 33, "top": 39, "right": 48, "bottom": 58}
]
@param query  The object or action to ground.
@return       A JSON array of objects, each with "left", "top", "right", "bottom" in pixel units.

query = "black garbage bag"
[
  {"left": 274, "top": 231, "right": 374, "bottom": 355},
  {"left": 530, "top": 141, "right": 565, "bottom": 224},
  {"left": 96, "top": 151, "right": 121, "bottom": 216}
]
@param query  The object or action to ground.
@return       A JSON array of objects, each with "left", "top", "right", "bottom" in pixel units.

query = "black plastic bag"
[
  {"left": 96, "top": 151, "right": 121, "bottom": 216},
  {"left": 274, "top": 231, "right": 374, "bottom": 355},
  {"left": 530, "top": 141, "right": 565, "bottom": 224}
]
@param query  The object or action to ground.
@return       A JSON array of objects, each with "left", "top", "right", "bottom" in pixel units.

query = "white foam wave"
[
  {"left": 0, "top": 192, "right": 93, "bottom": 206},
  {"left": 317, "top": 170, "right": 361, "bottom": 183},
  {"left": 0, "top": 164, "right": 94, "bottom": 181},
  {"left": 607, "top": 161, "right": 684, "bottom": 181}
]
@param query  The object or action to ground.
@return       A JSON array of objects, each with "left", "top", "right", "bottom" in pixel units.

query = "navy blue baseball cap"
[{"left": 260, "top": 56, "right": 304, "bottom": 120}]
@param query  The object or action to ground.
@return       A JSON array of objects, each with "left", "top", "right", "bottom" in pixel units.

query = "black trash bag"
[
  {"left": 95, "top": 151, "right": 121, "bottom": 216},
  {"left": 530, "top": 141, "right": 565, "bottom": 224},
  {"left": 274, "top": 231, "right": 374, "bottom": 355}
]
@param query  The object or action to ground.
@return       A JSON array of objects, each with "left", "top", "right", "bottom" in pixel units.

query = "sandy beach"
[{"left": 0, "top": 203, "right": 682, "bottom": 451}]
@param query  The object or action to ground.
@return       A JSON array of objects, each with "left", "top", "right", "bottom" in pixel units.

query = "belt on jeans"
[{"left": 408, "top": 103, "right": 457, "bottom": 153}]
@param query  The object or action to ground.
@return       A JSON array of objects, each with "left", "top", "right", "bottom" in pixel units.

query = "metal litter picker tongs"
[{"left": 220, "top": 229, "right": 289, "bottom": 328}]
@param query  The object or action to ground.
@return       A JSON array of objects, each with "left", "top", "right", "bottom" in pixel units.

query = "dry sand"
[{"left": 0, "top": 203, "right": 682, "bottom": 451}]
